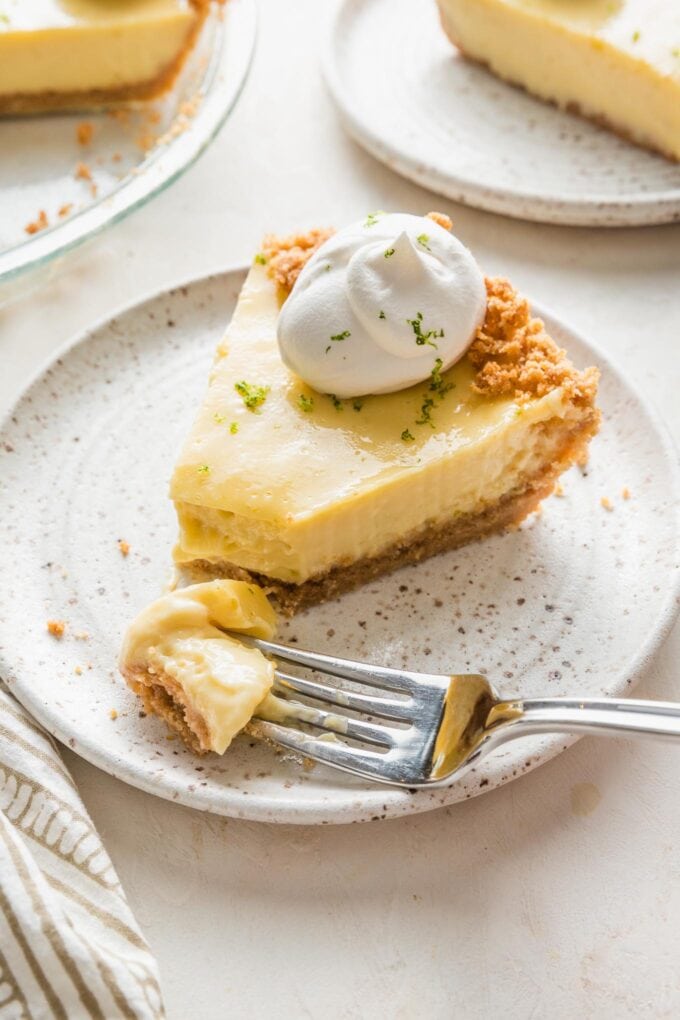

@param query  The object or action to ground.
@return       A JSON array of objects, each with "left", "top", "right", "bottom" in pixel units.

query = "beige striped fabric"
[{"left": 0, "top": 687, "right": 164, "bottom": 1020}]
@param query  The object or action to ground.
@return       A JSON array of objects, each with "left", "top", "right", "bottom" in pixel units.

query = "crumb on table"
[
  {"left": 47, "top": 619, "right": 66, "bottom": 638},
  {"left": 622, "top": 487, "right": 631, "bottom": 500},
  {"left": 118, "top": 539, "right": 130, "bottom": 557},
  {"left": 76, "top": 122, "right": 94, "bottom": 145},
  {"left": 25, "top": 210, "right": 49, "bottom": 235},
  {"left": 554, "top": 483, "right": 565, "bottom": 498},
  {"left": 600, "top": 496, "right": 613, "bottom": 512},
  {"left": 74, "top": 666, "right": 83, "bottom": 676},
  {"left": 109, "top": 709, "right": 118, "bottom": 721}
]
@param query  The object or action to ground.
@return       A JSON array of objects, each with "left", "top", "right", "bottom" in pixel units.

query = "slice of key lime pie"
[
  {"left": 170, "top": 211, "right": 600, "bottom": 615},
  {"left": 436, "top": 0, "right": 680, "bottom": 161},
  {"left": 0, "top": 0, "right": 211, "bottom": 114}
]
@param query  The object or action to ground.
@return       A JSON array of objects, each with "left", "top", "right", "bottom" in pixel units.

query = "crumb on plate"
[
  {"left": 118, "top": 539, "right": 130, "bottom": 557},
  {"left": 47, "top": 619, "right": 66, "bottom": 638}
]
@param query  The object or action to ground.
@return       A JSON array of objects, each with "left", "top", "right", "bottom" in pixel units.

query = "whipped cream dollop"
[{"left": 277, "top": 212, "right": 487, "bottom": 398}]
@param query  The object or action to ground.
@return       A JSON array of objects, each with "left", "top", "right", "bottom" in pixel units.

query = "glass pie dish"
[{"left": 0, "top": 0, "right": 256, "bottom": 293}]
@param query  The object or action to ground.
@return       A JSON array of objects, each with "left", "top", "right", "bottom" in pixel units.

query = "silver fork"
[{"left": 248, "top": 637, "right": 680, "bottom": 787}]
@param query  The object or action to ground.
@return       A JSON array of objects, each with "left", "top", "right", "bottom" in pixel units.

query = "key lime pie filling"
[
  {"left": 120, "top": 580, "right": 277, "bottom": 754},
  {"left": 170, "top": 211, "right": 601, "bottom": 614},
  {"left": 0, "top": 0, "right": 211, "bottom": 114},
  {"left": 436, "top": 0, "right": 680, "bottom": 162}
]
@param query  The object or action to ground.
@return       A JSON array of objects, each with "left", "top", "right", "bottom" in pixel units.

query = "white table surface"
[{"left": 2, "top": 3, "right": 680, "bottom": 1017}]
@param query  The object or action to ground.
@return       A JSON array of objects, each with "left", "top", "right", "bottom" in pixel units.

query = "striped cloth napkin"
[{"left": 0, "top": 686, "right": 164, "bottom": 1019}]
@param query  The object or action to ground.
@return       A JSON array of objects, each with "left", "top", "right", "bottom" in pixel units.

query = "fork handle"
[{"left": 494, "top": 697, "right": 680, "bottom": 742}]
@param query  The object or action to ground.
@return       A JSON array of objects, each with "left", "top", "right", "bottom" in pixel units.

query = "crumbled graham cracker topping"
[
  {"left": 469, "top": 278, "right": 599, "bottom": 404},
  {"left": 426, "top": 210, "right": 453, "bottom": 231},
  {"left": 262, "top": 225, "right": 598, "bottom": 405},
  {"left": 262, "top": 227, "right": 334, "bottom": 292}
]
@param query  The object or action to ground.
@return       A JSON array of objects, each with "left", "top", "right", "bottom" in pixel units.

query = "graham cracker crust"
[
  {"left": 181, "top": 412, "right": 600, "bottom": 616},
  {"left": 123, "top": 663, "right": 210, "bottom": 755},
  {"left": 437, "top": 6, "right": 679, "bottom": 165},
  {"left": 0, "top": 0, "right": 210, "bottom": 115}
]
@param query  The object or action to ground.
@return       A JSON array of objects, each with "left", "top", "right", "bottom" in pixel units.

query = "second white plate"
[
  {"left": 0, "top": 268, "right": 678, "bottom": 824},
  {"left": 324, "top": 0, "right": 680, "bottom": 227}
]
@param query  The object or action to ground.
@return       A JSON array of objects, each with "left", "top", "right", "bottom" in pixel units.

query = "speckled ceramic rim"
[
  {"left": 323, "top": 0, "right": 680, "bottom": 227},
  {"left": 0, "top": 0, "right": 257, "bottom": 285},
  {"left": 2, "top": 266, "right": 680, "bottom": 824}
]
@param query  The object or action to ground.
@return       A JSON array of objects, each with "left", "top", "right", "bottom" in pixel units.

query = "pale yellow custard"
[
  {"left": 0, "top": 0, "right": 207, "bottom": 113},
  {"left": 437, "top": 0, "right": 680, "bottom": 161},
  {"left": 120, "top": 580, "right": 276, "bottom": 754},
  {"left": 171, "top": 263, "right": 593, "bottom": 586}
]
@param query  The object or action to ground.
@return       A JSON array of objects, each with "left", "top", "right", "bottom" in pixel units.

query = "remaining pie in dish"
[
  {"left": 436, "top": 0, "right": 680, "bottom": 162},
  {"left": 170, "top": 211, "right": 600, "bottom": 615},
  {"left": 120, "top": 580, "right": 277, "bottom": 754},
  {"left": 0, "top": 0, "right": 210, "bottom": 115}
]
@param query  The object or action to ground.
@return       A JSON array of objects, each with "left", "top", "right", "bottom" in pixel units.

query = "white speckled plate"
[
  {"left": 1, "top": 268, "right": 679, "bottom": 824},
  {"left": 324, "top": 0, "right": 680, "bottom": 227}
]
